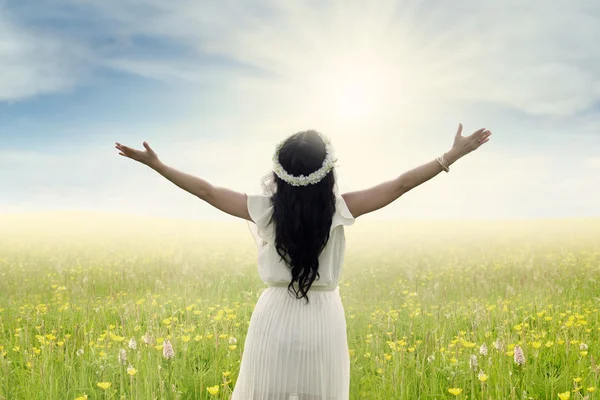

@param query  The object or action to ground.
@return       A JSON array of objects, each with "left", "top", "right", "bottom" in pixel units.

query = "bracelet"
[{"left": 436, "top": 155, "right": 450, "bottom": 172}]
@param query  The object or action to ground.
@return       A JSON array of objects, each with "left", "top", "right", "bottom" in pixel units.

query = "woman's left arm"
[{"left": 115, "top": 141, "right": 252, "bottom": 221}]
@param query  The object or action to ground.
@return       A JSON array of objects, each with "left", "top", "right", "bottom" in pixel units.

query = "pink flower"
[
  {"left": 513, "top": 345, "right": 525, "bottom": 365},
  {"left": 163, "top": 339, "right": 175, "bottom": 359}
]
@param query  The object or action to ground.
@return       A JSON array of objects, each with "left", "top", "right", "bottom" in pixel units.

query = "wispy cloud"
[
  {"left": 0, "top": 3, "right": 91, "bottom": 100},
  {"left": 3, "top": 0, "right": 600, "bottom": 116},
  {"left": 1, "top": 0, "right": 599, "bottom": 219}
]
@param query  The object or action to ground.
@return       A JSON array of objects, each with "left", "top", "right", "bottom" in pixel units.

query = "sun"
[
  {"left": 310, "top": 59, "right": 391, "bottom": 122},
  {"left": 337, "top": 80, "right": 373, "bottom": 118}
]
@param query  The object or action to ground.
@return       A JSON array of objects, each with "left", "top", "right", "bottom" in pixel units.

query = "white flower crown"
[{"left": 272, "top": 132, "right": 337, "bottom": 186}]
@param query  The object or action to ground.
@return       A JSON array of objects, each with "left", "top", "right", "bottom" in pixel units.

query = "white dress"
[{"left": 231, "top": 193, "right": 355, "bottom": 400}]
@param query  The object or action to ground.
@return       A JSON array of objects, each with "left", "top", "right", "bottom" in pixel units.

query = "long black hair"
[{"left": 268, "top": 130, "right": 336, "bottom": 303}]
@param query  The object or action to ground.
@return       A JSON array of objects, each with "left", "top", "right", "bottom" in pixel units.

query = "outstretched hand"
[
  {"left": 452, "top": 123, "right": 492, "bottom": 158},
  {"left": 115, "top": 141, "right": 161, "bottom": 168}
]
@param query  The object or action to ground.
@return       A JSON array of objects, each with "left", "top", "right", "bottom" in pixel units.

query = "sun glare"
[
  {"left": 337, "top": 80, "right": 372, "bottom": 118},
  {"left": 310, "top": 59, "right": 391, "bottom": 123}
]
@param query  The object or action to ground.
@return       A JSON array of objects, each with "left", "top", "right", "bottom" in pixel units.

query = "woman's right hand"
[
  {"left": 451, "top": 123, "right": 492, "bottom": 158},
  {"left": 115, "top": 141, "right": 161, "bottom": 169}
]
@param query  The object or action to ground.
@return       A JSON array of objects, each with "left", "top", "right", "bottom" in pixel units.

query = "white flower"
[
  {"left": 469, "top": 354, "right": 478, "bottom": 370},
  {"left": 479, "top": 343, "right": 488, "bottom": 356},
  {"left": 76, "top": 349, "right": 84, "bottom": 357},
  {"left": 580, "top": 343, "right": 588, "bottom": 351},
  {"left": 142, "top": 333, "right": 154, "bottom": 345},
  {"left": 118, "top": 348, "right": 127, "bottom": 365},
  {"left": 163, "top": 340, "right": 175, "bottom": 359},
  {"left": 513, "top": 345, "right": 525, "bottom": 365},
  {"left": 128, "top": 337, "right": 137, "bottom": 350},
  {"left": 228, "top": 337, "right": 237, "bottom": 345},
  {"left": 427, "top": 355, "right": 435, "bottom": 363},
  {"left": 272, "top": 132, "right": 337, "bottom": 186}
]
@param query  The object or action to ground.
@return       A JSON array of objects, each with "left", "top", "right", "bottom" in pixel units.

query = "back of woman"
[{"left": 115, "top": 124, "right": 492, "bottom": 399}]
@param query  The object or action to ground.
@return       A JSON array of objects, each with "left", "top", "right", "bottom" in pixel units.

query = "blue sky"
[{"left": 1, "top": 0, "right": 599, "bottom": 220}]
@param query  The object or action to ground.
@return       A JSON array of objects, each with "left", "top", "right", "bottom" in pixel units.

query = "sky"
[{"left": 0, "top": 0, "right": 599, "bottom": 220}]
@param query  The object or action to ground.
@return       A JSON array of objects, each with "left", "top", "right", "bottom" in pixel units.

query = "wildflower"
[
  {"left": 479, "top": 343, "right": 488, "bottom": 356},
  {"left": 448, "top": 388, "right": 462, "bottom": 396},
  {"left": 427, "top": 355, "right": 435, "bottom": 363},
  {"left": 469, "top": 355, "right": 478, "bottom": 370},
  {"left": 128, "top": 337, "right": 137, "bottom": 350},
  {"left": 229, "top": 337, "right": 237, "bottom": 344},
  {"left": 493, "top": 339, "right": 505, "bottom": 351},
  {"left": 580, "top": 343, "right": 588, "bottom": 351},
  {"left": 76, "top": 349, "right": 84, "bottom": 357},
  {"left": 118, "top": 349, "right": 127, "bottom": 365},
  {"left": 127, "top": 364, "right": 137, "bottom": 376},
  {"left": 163, "top": 339, "right": 175, "bottom": 359},
  {"left": 587, "top": 387, "right": 596, "bottom": 392},
  {"left": 513, "top": 345, "right": 525, "bottom": 365},
  {"left": 478, "top": 371, "right": 488, "bottom": 382},
  {"left": 142, "top": 333, "right": 154, "bottom": 345},
  {"left": 75, "top": 395, "right": 88, "bottom": 400},
  {"left": 97, "top": 382, "right": 111, "bottom": 390},
  {"left": 558, "top": 392, "right": 570, "bottom": 400},
  {"left": 207, "top": 385, "right": 220, "bottom": 395},
  {"left": 574, "top": 377, "right": 583, "bottom": 383}
]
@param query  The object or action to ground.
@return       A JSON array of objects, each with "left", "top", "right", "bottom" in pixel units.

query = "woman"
[{"left": 115, "top": 124, "right": 491, "bottom": 399}]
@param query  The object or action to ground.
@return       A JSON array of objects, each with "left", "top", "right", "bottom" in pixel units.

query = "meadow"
[{"left": 0, "top": 212, "right": 599, "bottom": 400}]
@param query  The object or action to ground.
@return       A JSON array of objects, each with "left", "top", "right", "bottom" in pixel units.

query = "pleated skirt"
[{"left": 231, "top": 285, "right": 350, "bottom": 400}]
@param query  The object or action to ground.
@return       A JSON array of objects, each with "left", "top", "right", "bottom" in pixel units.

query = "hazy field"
[{"left": 0, "top": 213, "right": 599, "bottom": 400}]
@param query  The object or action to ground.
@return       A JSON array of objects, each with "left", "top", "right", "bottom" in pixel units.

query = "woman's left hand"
[{"left": 115, "top": 141, "right": 161, "bottom": 168}]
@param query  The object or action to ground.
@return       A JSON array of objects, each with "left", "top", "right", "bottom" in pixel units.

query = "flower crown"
[{"left": 272, "top": 132, "right": 337, "bottom": 186}]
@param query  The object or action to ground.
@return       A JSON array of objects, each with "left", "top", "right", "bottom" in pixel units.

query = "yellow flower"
[
  {"left": 580, "top": 351, "right": 588, "bottom": 356},
  {"left": 531, "top": 341, "right": 541, "bottom": 349},
  {"left": 181, "top": 335, "right": 191, "bottom": 343},
  {"left": 558, "top": 391, "right": 570, "bottom": 399},
  {"left": 222, "top": 371, "right": 231, "bottom": 377},
  {"left": 229, "top": 345, "right": 237, "bottom": 351},
  {"left": 127, "top": 366, "right": 137, "bottom": 376},
  {"left": 207, "top": 385, "right": 220, "bottom": 395},
  {"left": 573, "top": 377, "right": 582, "bottom": 383},
  {"left": 587, "top": 387, "right": 596, "bottom": 392},
  {"left": 97, "top": 382, "right": 111, "bottom": 390},
  {"left": 110, "top": 334, "right": 124, "bottom": 342},
  {"left": 478, "top": 373, "right": 488, "bottom": 382},
  {"left": 74, "top": 395, "right": 88, "bottom": 400},
  {"left": 448, "top": 388, "right": 462, "bottom": 396}
]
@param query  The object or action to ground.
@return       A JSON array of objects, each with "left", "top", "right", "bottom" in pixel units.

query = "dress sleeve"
[
  {"left": 246, "top": 193, "right": 275, "bottom": 246},
  {"left": 330, "top": 194, "right": 356, "bottom": 232}
]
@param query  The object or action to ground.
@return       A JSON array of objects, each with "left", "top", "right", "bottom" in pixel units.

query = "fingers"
[
  {"left": 143, "top": 141, "right": 155, "bottom": 154},
  {"left": 455, "top": 123, "right": 463, "bottom": 137},
  {"left": 473, "top": 128, "right": 486, "bottom": 137}
]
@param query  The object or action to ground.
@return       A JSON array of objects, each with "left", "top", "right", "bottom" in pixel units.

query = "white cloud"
[
  {"left": 0, "top": 4, "right": 89, "bottom": 100},
  {"left": 3, "top": 0, "right": 600, "bottom": 117}
]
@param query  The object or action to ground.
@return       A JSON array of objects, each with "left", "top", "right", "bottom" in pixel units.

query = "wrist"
[
  {"left": 149, "top": 159, "right": 164, "bottom": 172},
  {"left": 444, "top": 148, "right": 462, "bottom": 165}
]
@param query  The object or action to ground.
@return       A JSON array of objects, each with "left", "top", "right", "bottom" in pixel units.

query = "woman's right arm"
[{"left": 342, "top": 124, "right": 492, "bottom": 218}]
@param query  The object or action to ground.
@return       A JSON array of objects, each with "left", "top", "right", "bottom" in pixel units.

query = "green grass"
[{"left": 0, "top": 213, "right": 599, "bottom": 399}]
